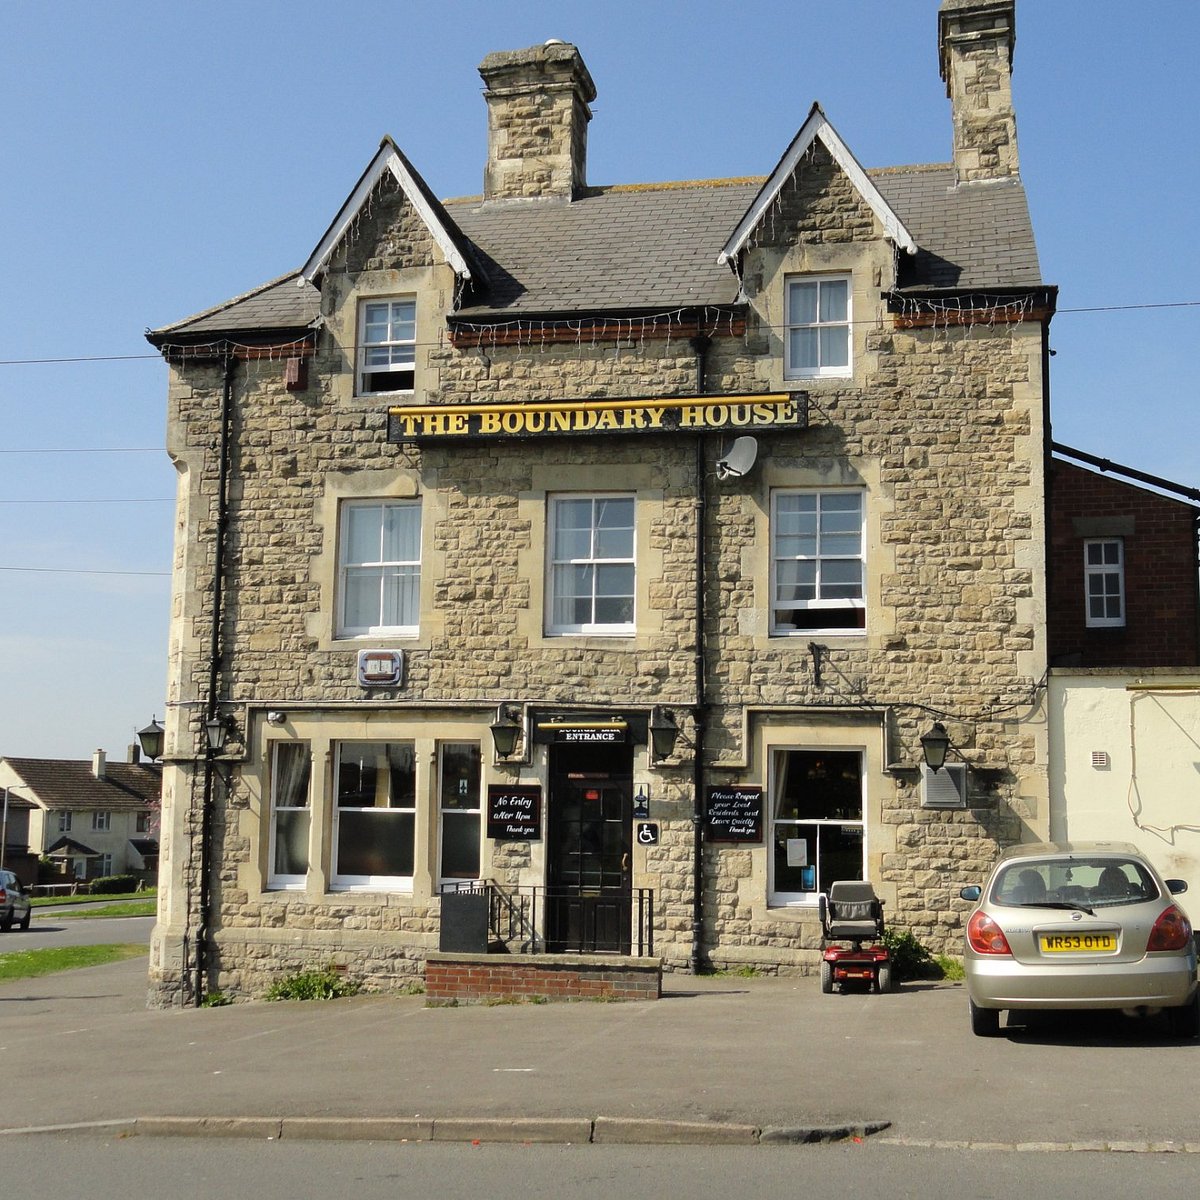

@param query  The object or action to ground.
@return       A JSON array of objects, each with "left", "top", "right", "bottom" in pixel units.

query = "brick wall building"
[
  {"left": 145, "top": 0, "right": 1057, "bottom": 1005},
  {"left": 1048, "top": 455, "right": 1200, "bottom": 668}
]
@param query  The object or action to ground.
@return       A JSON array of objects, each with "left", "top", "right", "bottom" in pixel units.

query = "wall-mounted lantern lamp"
[
  {"left": 919, "top": 722, "right": 952, "bottom": 773},
  {"left": 649, "top": 705, "right": 680, "bottom": 762},
  {"left": 136, "top": 717, "right": 165, "bottom": 763},
  {"left": 204, "top": 714, "right": 232, "bottom": 755},
  {"left": 489, "top": 703, "right": 523, "bottom": 760}
]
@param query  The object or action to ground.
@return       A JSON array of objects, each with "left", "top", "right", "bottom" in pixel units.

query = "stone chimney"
[
  {"left": 478, "top": 40, "right": 596, "bottom": 201},
  {"left": 92, "top": 748, "right": 107, "bottom": 780},
  {"left": 938, "top": 0, "right": 1019, "bottom": 183}
]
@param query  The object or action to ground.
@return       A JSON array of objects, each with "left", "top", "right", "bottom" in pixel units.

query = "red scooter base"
[{"left": 820, "top": 945, "right": 894, "bottom": 994}]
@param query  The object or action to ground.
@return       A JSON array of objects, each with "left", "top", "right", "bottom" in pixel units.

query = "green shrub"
[
  {"left": 89, "top": 875, "right": 139, "bottom": 895},
  {"left": 935, "top": 954, "right": 965, "bottom": 981},
  {"left": 200, "top": 990, "right": 234, "bottom": 1007},
  {"left": 881, "top": 928, "right": 935, "bottom": 981},
  {"left": 265, "top": 965, "right": 360, "bottom": 1001}
]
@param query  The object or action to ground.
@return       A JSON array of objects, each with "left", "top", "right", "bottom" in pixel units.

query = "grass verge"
[
  {"left": 0, "top": 944, "right": 147, "bottom": 983},
  {"left": 50, "top": 901, "right": 157, "bottom": 920},
  {"left": 30, "top": 890, "right": 156, "bottom": 908}
]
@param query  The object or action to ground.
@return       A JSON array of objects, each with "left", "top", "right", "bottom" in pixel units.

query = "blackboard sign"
[
  {"left": 486, "top": 785, "right": 542, "bottom": 841},
  {"left": 705, "top": 786, "right": 763, "bottom": 843}
]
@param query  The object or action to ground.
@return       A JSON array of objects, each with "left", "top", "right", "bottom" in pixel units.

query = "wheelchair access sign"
[{"left": 635, "top": 822, "right": 659, "bottom": 846}]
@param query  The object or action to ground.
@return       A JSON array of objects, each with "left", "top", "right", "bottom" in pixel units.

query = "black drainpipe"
[
  {"left": 689, "top": 334, "right": 712, "bottom": 974},
  {"left": 195, "top": 348, "right": 235, "bottom": 1005}
]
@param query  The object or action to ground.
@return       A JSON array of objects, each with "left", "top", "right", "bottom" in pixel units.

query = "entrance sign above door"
[{"left": 538, "top": 719, "right": 629, "bottom": 745}]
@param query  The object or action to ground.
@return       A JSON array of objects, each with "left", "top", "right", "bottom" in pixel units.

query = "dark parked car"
[
  {"left": 0, "top": 869, "right": 32, "bottom": 931},
  {"left": 960, "top": 842, "right": 1198, "bottom": 1038}
]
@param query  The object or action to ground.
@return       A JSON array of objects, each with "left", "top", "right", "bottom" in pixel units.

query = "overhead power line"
[
  {"left": 0, "top": 498, "right": 173, "bottom": 505},
  {"left": 0, "top": 447, "right": 164, "bottom": 454},
  {"left": 0, "top": 566, "right": 170, "bottom": 578}
]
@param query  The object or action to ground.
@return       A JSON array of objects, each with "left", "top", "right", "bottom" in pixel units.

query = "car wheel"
[
  {"left": 970, "top": 999, "right": 1001, "bottom": 1037},
  {"left": 876, "top": 964, "right": 894, "bottom": 994},
  {"left": 1167, "top": 993, "right": 1200, "bottom": 1039},
  {"left": 0, "top": 915, "right": 12, "bottom": 932},
  {"left": 18, "top": 910, "right": 31, "bottom": 931},
  {"left": 820, "top": 960, "right": 833, "bottom": 994}
]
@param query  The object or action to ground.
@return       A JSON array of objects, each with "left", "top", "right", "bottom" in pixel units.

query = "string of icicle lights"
[{"left": 155, "top": 287, "right": 1050, "bottom": 366}]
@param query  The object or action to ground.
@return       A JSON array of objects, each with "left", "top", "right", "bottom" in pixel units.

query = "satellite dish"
[{"left": 715, "top": 436, "right": 759, "bottom": 481}]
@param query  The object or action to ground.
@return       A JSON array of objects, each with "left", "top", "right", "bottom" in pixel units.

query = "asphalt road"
[
  {"left": 0, "top": 1136, "right": 1194, "bottom": 1200},
  {"left": 4, "top": 913, "right": 154, "bottom": 952}
]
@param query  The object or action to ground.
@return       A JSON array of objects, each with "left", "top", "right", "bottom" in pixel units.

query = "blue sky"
[{"left": 1, "top": 0, "right": 1197, "bottom": 760}]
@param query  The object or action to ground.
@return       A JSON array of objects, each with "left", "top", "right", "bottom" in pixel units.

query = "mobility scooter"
[{"left": 818, "top": 880, "right": 894, "bottom": 993}]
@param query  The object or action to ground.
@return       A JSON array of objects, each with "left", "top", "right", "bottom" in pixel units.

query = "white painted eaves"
[
  {"left": 301, "top": 136, "right": 473, "bottom": 283},
  {"left": 717, "top": 104, "right": 918, "bottom": 265}
]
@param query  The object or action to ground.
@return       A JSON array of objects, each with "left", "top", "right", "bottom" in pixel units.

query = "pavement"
[{"left": 2, "top": 949, "right": 1199, "bottom": 1150}]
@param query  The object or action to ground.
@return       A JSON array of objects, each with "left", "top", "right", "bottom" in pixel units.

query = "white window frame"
[
  {"left": 268, "top": 741, "right": 312, "bottom": 890},
  {"left": 98, "top": 853, "right": 113, "bottom": 877},
  {"left": 770, "top": 488, "right": 865, "bottom": 635},
  {"left": 1084, "top": 537, "right": 1125, "bottom": 628},
  {"left": 58, "top": 811, "right": 72, "bottom": 833},
  {"left": 357, "top": 297, "right": 416, "bottom": 396},
  {"left": 546, "top": 493, "right": 636, "bottom": 636},
  {"left": 332, "top": 741, "right": 417, "bottom": 891},
  {"left": 784, "top": 274, "right": 852, "bottom": 379},
  {"left": 135, "top": 811, "right": 151, "bottom": 834},
  {"left": 92, "top": 811, "right": 111, "bottom": 832},
  {"left": 768, "top": 747, "right": 866, "bottom": 907},
  {"left": 437, "top": 741, "right": 483, "bottom": 886},
  {"left": 337, "top": 499, "right": 422, "bottom": 638}
]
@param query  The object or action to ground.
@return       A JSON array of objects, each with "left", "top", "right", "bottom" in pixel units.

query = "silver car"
[
  {"left": 0, "top": 869, "right": 32, "bottom": 931},
  {"left": 959, "top": 842, "right": 1198, "bottom": 1038}
]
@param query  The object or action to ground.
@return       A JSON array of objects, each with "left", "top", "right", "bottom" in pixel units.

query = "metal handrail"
[{"left": 441, "top": 879, "right": 655, "bottom": 957}]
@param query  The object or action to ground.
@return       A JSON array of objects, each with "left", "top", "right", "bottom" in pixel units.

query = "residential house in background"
[
  {"left": 144, "top": 0, "right": 1061, "bottom": 1005},
  {"left": 1047, "top": 447, "right": 1200, "bottom": 896},
  {"left": 0, "top": 788, "right": 36, "bottom": 886},
  {"left": 0, "top": 750, "right": 161, "bottom": 883}
]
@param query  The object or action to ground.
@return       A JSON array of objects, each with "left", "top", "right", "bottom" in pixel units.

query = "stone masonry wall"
[{"left": 151, "top": 144, "right": 1047, "bottom": 1002}]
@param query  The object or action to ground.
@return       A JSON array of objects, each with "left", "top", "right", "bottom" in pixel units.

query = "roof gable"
[
  {"left": 302, "top": 137, "right": 479, "bottom": 284},
  {"left": 718, "top": 104, "right": 917, "bottom": 265}
]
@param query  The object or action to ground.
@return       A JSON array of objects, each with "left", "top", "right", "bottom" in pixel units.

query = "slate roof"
[
  {"left": 3, "top": 758, "right": 161, "bottom": 812},
  {"left": 148, "top": 165, "right": 1043, "bottom": 338},
  {"left": 147, "top": 271, "right": 321, "bottom": 341}
]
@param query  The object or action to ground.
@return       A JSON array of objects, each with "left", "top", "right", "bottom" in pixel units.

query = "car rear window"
[{"left": 992, "top": 858, "right": 1159, "bottom": 908}]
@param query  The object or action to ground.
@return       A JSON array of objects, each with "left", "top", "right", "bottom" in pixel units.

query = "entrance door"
[{"left": 547, "top": 743, "right": 633, "bottom": 953}]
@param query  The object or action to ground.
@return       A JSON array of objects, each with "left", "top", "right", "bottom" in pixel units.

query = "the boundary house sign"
[{"left": 388, "top": 392, "right": 807, "bottom": 443}]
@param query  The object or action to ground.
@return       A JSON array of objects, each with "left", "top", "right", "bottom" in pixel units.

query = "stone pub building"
[{"left": 146, "top": 0, "right": 1055, "bottom": 1004}]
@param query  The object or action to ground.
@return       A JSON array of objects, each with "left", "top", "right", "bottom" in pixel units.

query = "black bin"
[{"left": 439, "top": 891, "right": 489, "bottom": 953}]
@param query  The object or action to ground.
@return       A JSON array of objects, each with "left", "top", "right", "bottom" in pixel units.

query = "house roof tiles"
[
  {"left": 4, "top": 758, "right": 161, "bottom": 811},
  {"left": 149, "top": 158, "right": 1043, "bottom": 338}
]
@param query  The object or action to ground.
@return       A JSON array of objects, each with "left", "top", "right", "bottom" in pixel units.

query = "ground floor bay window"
[
  {"left": 333, "top": 741, "right": 417, "bottom": 889},
  {"left": 770, "top": 748, "right": 864, "bottom": 904}
]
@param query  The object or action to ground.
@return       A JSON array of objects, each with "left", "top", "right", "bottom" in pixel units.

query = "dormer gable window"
[
  {"left": 358, "top": 298, "right": 415, "bottom": 395},
  {"left": 785, "top": 275, "right": 851, "bottom": 379}
]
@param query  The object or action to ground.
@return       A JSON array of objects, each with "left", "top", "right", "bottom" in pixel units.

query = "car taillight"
[
  {"left": 0, "top": 888, "right": 6, "bottom": 902},
  {"left": 1147, "top": 905, "right": 1193, "bottom": 952},
  {"left": 967, "top": 910, "right": 1012, "bottom": 955}
]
